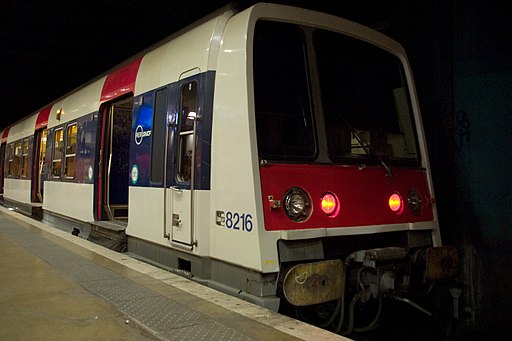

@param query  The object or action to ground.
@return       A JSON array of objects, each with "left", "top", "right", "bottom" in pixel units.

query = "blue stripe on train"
[{"left": 129, "top": 71, "right": 214, "bottom": 190}]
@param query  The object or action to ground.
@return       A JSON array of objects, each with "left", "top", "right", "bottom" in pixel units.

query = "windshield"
[
  {"left": 253, "top": 22, "right": 316, "bottom": 161},
  {"left": 253, "top": 21, "right": 419, "bottom": 166}
]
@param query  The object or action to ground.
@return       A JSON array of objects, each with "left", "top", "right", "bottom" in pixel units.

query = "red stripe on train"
[
  {"left": 35, "top": 106, "right": 51, "bottom": 130},
  {"left": 1, "top": 128, "right": 10, "bottom": 144},
  {"left": 100, "top": 58, "right": 143, "bottom": 102},
  {"left": 260, "top": 163, "right": 434, "bottom": 231}
]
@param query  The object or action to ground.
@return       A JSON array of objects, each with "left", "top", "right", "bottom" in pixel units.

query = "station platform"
[{"left": 0, "top": 207, "right": 349, "bottom": 341}]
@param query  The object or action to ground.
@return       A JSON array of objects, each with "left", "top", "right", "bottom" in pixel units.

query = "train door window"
[
  {"left": 65, "top": 124, "right": 77, "bottom": 178},
  {"left": 7, "top": 143, "right": 14, "bottom": 176},
  {"left": 0, "top": 143, "right": 5, "bottom": 194},
  {"left": 34, "top": 129, "right": 47, "bottom": 202},
  {"left": 21, "top": 138, "right": 29, "bottom": 178},
  {"left": 151, "top": 88, "right": 168, "bottom": 184},
  {"left": 39, "top": 129, "right": 47, "bottom": 173},
  {"left": 52, "top": 128, "right": 64, "bottom": 177},
  {"left": 14, "top": 141, "right": 22, "bottom": 177},
  {"left": 177, "top": 82, "right": 197, "bottom": 183}
]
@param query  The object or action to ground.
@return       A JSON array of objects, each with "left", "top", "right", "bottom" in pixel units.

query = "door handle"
[{"left": 172, "top": 214, "right": 181, "bottom": 228}]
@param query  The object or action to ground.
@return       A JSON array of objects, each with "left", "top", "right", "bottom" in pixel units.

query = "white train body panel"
[
  {"left": 6, "top": 114, "right": 37, "bottom": 142},
  {"left": 47, "top": 77, "right": 106, "bottom": 128},
  {"left": 134, "top": 14, "right": 229, "bottom": 97},
  {"left": 4, "top": 178, "right": 31, "bottom": 203},
  {"left": 191, "top": 191, "right": 211, "bottom": 256},
  {"left": 43, "top": 182, "right": 94, "bottom": 221},
  {"left": 128, "top": 186, "right": 165, "bottom": 243},
  {"left": 210, "top": 8, "right": 279, "bottom": 273}
]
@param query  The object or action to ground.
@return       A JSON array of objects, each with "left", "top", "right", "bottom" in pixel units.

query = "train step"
[{"left": 88, "top": 220, "right": 127, "bottom": 252}]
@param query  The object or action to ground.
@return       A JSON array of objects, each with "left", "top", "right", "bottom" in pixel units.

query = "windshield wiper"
[{"left": 342, "top": 118, "right": 393, "bottom": 178}]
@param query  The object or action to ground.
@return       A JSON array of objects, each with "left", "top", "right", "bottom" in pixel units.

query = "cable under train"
[{"left": 0, "top": 3, "right": 458, "bottom": 336}]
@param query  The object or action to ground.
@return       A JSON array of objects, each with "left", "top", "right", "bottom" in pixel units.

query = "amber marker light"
[
  {"left": 389, "top": 193, "right": 404, "bottom": 214},
  {"left": 321, "top": 193, "right": 340, "bottom": 217}
]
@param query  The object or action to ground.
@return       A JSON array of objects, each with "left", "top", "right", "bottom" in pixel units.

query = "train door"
[
  {"left": 0, "top": 142, "right": 5, "bottom": 196},
  {"left": 0, "top": 129, "right": 8, "bottom": 197},
  {"left": 32, "top": 128, "right": 47, "bottom": 202},
  {"left": 166, "top": 81, "right": 198, "bottom": 246},
  {"left": 98, "top": 97, "right": 133, "bottom": 221}
]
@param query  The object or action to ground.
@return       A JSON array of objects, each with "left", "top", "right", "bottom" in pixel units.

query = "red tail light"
[
  {"left": 321, "top": 193, "right": 340, "bottom": 217},
  {"left": 389, "top": 193, "right": 404, "bottom": 214}
]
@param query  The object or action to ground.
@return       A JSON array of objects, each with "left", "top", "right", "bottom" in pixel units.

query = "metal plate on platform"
[{"left": 0, "top": 219, "right": 254, "bottom": 340}]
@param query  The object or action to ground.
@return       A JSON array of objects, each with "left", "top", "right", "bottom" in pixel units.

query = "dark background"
[{"left": 1, "top": 1, "right": 511, "bottom": 339}]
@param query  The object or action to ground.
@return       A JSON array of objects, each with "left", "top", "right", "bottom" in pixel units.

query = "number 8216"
[{"left": 225, "top": 211, "right": 253, "bottom": 232}]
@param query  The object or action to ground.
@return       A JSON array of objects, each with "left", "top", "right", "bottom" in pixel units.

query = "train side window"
[
  {"left": 14, "top": 141, "right": 22, "bottom": 177},
  {"left": 52, "top": 128, "right": 64, "bottom": 177},
  {"left": 65, "top": 124, "right": 77, "bottom": 179},
  {"left": 177, "top": 81, "right": 197, "bottom": 183},
  {"left": 7, "top": 143, "right": 14, "bottom": 176},
  {"left": 21, "top": 138, "right": 29, "bottom": 178}
]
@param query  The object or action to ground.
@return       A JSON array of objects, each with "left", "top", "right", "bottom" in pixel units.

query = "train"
[{"left": 0, "top": 2, "right": 458, "bottom": 336}]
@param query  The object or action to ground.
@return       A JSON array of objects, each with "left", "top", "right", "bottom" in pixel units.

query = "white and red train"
[{"left": 0, "top": 3, "right": 457, "bottom": 335}]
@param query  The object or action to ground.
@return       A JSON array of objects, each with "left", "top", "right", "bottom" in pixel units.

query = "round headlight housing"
[
  {"left": 408, "top": 189, "right": 423, "bottom": 215},
  {"left": 283, "top": 187, "right": 312, "bottom": 222}
]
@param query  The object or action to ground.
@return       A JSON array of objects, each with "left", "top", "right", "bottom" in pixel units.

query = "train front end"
[{"left": 241, "top": 3, "right": 458, "bottom": 332}]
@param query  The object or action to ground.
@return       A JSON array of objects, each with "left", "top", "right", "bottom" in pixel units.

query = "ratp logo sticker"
[
  {"left": 135, "top": 125, "right": 151, "bottom": 145},
  {"left": 131, "top": 164, "right": 139, "bottom": 184}
]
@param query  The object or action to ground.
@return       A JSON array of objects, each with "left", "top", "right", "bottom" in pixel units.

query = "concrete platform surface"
[{"left": 0, "top": 208, "right": 349, "bottom": 341}]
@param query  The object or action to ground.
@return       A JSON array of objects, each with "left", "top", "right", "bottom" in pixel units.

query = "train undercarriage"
[{"left": 277, "top": 235, "right": 458, "bottom": 337}]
